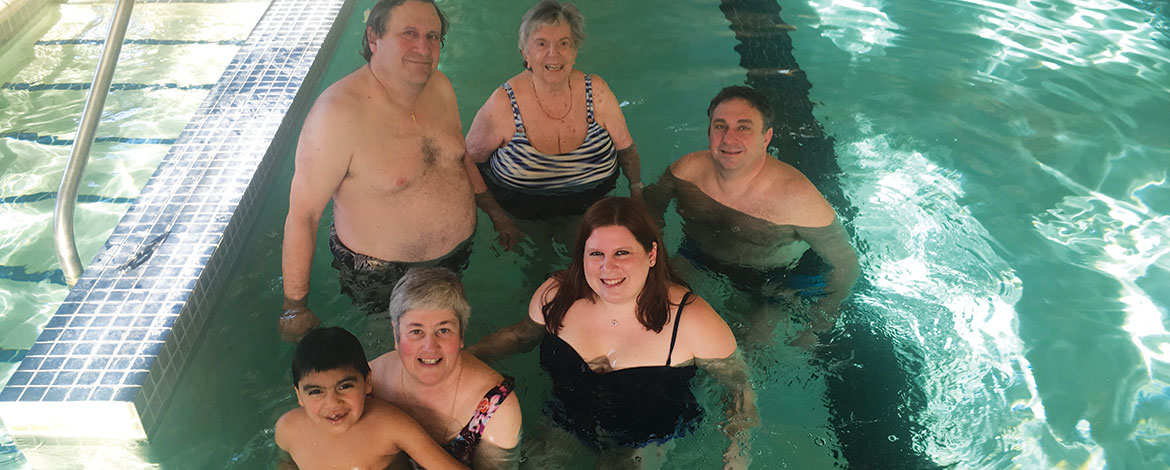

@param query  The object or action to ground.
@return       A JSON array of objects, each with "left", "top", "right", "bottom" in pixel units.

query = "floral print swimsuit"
[{"left": 410, "top": 376, "right": 515, "bottom": 468}]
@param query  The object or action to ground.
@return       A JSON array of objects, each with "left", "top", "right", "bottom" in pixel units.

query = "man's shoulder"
[
  {"left": 669, "top": 150, "right": 713, "bottom": 181},
  {"left": 761, "top": 158, "right": 819, "bottom": 197}
]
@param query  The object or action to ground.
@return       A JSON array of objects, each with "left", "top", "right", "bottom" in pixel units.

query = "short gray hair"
[
  {"left": 518, "top": 0, "right": 586, "bottom": 53},
  {"left": 388, "top": 268, "right": 470, "bottom": 340}
]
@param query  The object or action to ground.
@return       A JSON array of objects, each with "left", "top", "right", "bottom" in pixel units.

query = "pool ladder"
[{"left": 53, "top": 0, "right": 136, "bottom": 286}]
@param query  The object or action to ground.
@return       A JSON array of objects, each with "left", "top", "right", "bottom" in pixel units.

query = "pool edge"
[{"left": 0, "top": 0, "right": 355, "bottom": 442}]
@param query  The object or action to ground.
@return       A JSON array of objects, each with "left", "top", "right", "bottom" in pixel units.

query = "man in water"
[
  {"left": 647, "top": 85, "right": 859, "bottom": 344},
  {"left": 278, "top": 0, "right": 518, "bottom": 343}
]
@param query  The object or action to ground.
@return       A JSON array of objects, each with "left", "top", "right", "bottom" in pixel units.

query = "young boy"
[{"left": 275, "top": 327, "right": 467, "bottom": 470}]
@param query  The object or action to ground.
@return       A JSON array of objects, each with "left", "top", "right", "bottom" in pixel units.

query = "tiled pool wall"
[
  {"left": 0, "top": 0, "right": 354, "bottom": 445},
  {"left": 0, "top": 0, "right": 59, "bottom": 48}
]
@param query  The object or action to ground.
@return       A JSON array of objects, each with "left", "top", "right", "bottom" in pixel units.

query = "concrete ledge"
[{"left": 0, "top": 0, "right": 354, "bottom": 440}]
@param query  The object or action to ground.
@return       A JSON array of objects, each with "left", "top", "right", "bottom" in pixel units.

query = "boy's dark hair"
[
  {"left": 707, "top": 85, "right": 774, "bottom": 129},
  {"left": 291, "top": 327, "right": 370, "bottom": 386}
]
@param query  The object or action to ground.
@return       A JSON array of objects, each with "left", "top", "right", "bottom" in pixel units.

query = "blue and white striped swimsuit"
[{"left": 485, "top": 74, "right": 618, "bottom": 195}]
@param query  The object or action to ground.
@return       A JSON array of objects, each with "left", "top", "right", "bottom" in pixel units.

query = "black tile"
[
  {"left": 41, "top": 357, "right": 64, "bottom": 370},
  {"left": 114, "top": 387, "right": 138, "bottom": 401},
  {"left": 49, "top": 343, "right": 74, "bottom": 356},
  {"left": 20, "top": 387, "right": 46, "bottom": 401},
  {"left": 77, "top": 371, "right": 101, "bottom": 385},
  {"left": 125, "top": 371, "right": 149, "bottom": 385},
  {"left": 44, "top": 387, "right": 68, "bottom": 401},
  {"left": 53, "top": 371, "right": 77, "bottom": 386},
  {"left": 101, "top": 372, "right": 124, "bottom": 385},
  {"left": 91, "top": 387, "right": 114, "bottom": 401},
  {"left": 67, "top": 387, "right": 93, "bottom": 401},
  {"left": 6, "top": 372, "right": 32, "bottom": 386},
  {"left": 0, "top": 388, "right": 21, "bottom": 401}
]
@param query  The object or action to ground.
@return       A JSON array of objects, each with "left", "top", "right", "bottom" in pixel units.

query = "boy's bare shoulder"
[
  {"left": 361, "top": 395, "right": 412, "bottom": 425},
  {"left": 274, "top": 407, "right": 308, "bottom": 449}
]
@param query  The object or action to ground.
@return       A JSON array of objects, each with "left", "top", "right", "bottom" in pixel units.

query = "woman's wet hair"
[
  {"left": 518, "top": 0, "right": 587, "bottom": 62},
  {"left": 291, "top": 327, "right": 370, "bottom": 387},
  {"left": 361, "top": 0, "right": 450, "bottom": 63},
  {"left": 543, "top": 197, "right": 688, "bottom": 334},
  {"left": 707, "top": 85, "right": 774, "bottom": 130},
  {"left": 388, "top": 267, "right": 471, "bottom": 340}
]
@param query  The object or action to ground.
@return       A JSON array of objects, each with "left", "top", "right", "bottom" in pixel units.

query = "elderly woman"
[
  {"left": 369, "top": 268, "right": 522, "bottom": 470},
  {"left": 466, "top": 0, "right": 642, "bottom": 224},
  {"left": 469, "top": 198, "right": 758, "bottom": 470}
]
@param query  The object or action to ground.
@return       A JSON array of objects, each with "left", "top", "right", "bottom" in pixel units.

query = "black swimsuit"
[{"left": 539, "top": 293, "right": 703, "bottom": 450}]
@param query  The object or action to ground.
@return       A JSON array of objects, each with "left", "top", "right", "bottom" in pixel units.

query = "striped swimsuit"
[{"left": 481, "top": 74, "right": 619, "bottom": 219}]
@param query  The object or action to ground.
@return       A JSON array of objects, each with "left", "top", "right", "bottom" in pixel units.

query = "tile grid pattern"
[
  {"left": 0, "top": 0, "right": 46, "bottom": 48},
  {"left": 0, "top": 0, "right": 351, "bottom": 439}
]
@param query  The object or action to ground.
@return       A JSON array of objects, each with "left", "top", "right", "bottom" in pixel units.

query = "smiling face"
[
  {"left": 583, "top": 225, "right": 657, "bottom": 305},
  {"left": 295, "top": 366, "right": 372, "bottom": 434},
  {"left": 522, "top": 20, "right": 577, "bottom": 84},
  {"left": 395, "top": 307, "right": 463, "bottom": 386},
  {"left": 708, "top": 97, "right": 774, "bottom": 173},
  {"left": 366, "top": 0, "right": 442, "bottom": 86}
]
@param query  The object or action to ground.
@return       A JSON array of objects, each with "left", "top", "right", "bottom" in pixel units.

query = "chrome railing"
[{"left": 54, "top": 0, "right": 137, "bottom": 286}]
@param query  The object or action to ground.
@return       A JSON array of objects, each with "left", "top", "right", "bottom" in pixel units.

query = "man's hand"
[
  {"left": 491, "top": 215, "right": 527, "bottom": 252},
  {"left": 278, "top": 296, "right": 320, "bottom": 343},
  {"left": 723, "top": 441, "right": 751, "bottom": 470}
]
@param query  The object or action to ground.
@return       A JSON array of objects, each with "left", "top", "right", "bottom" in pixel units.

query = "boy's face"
[{"left": 294, "top": 367, "right": 372, "bottom": 434}]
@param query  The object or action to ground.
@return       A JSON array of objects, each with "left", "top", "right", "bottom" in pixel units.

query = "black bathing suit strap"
[{"left": 666, "top": 292, "right": 693, "bottom": 366}]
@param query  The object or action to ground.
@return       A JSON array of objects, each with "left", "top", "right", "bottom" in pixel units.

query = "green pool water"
[{"left": 127, "top": 0, "right": 1170, "bottom": 468}]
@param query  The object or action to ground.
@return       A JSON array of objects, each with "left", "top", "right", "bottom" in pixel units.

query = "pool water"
[
  {"left": 125, "top": 0, "right": 1170, "bottom": 468},
  {"left": 0, "top": 1, "right": 270, "bottom": 387}
]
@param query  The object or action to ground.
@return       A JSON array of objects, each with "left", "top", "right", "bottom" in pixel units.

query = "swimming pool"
[
  {"left": 14, "top": 0, "right": 1170, "bottom": 467},
  {"left": 0, "top": 0, "right": 270, "bottom": 389}
]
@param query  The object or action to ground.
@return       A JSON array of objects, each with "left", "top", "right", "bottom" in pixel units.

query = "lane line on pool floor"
[
  {"left": 1, "top": 83, "right": 215, "bottom": 92},
  {"left": 0, "top": 266, "right": 66, "bottom": 286},
  {"left": 35, "top": 39, "right": 246, "bottom": 46},
  {"left": 0, "top": 192, "right": 136, "bottom": 205},
  {"left": 0, "top": 132, "right": 176, "bottom": 146}
]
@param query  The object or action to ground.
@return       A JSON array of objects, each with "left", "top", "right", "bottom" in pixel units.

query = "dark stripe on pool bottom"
[
  {"left": 0, "top": 266, "right": 67, "bottom": 286},
  {"left": 1, "top": 83, "right": 214, "bottom": 92},
  {"left": 0, "top": 348, "right": 29, "bottom": 363},
  {"left": 36, "top": 39, "right": 246, "bottom": 46},
  {"left": 1, "top": 132, "right": 176, "bottom": 146},
  {"left": 0, "top": 192, "right": 136, "bottom": 205}
]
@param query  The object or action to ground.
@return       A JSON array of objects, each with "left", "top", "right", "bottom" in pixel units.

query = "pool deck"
[{"left": 0, "top": 0, "right": 352, "bottom": 443}]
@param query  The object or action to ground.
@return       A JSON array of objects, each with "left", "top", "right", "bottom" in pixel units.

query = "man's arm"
[
  {"left": 466, "top": 278, "right": 555, "bottom": 362},
  {"left": 279, "top": 97, "right": 352, "bottom": 342},
  {"left": 464, "top": 317, "right": 545, "bottom": 363},
  {"left": 684, "top": 296, "right": 758, "bottom": 470},
  {"left": 696, "top": 351, "right": 759, "bottom": 470},
  {"left": 794, "top": 218, "right": 859, "bottom": 331},
  {"left": 643, "top": 165, "right": 680, "bottom": 230}
]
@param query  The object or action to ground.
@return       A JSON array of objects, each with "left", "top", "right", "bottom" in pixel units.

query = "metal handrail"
[{"left": 54, "top": 0, "right": 137, "bottom": 286}]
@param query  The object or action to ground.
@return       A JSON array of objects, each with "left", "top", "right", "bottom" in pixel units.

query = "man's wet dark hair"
[
  {"left": 361, "top": 0, "right": 450, "bottom": 63},
  {"left": 707, "top": 85, "right": 774, "bottom": 129},
  {"left": 291, "top": 327, "right": 370, "bottom": 387}
]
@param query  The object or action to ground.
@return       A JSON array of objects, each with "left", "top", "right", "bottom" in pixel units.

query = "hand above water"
[
  {"left": 278, "top": 296, "right": 320, "bottom": 343},
  {"left": 491, "top": 215, "right": 527, "bottom": 252}
]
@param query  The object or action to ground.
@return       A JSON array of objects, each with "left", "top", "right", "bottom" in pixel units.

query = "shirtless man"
[
  {"left": 647, "top": 85, "right": 859, "bottom": 344},
  {"left": 278, "top": 0, "right": 517, "bottom": 342}
]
